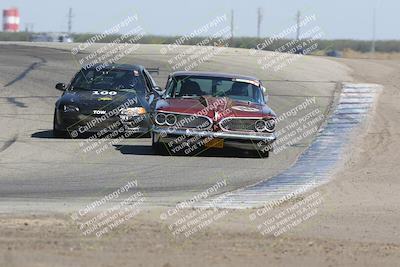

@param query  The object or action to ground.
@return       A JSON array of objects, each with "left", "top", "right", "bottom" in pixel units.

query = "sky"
[{"left": 1, "top": 0, "right": 397, "bottom": 40}]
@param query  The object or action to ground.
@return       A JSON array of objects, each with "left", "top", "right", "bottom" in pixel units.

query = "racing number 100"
[{"left": 92, "top": 91, "right": 117, "bottom": 96}]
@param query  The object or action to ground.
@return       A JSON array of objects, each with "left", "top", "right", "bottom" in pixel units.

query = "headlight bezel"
[
  {"left": 155, "top": 113, "right": 167, "bottom": 125},
  {"left": 155, "top": 112, "right": 177, "bottom": 126},
  {"left": 264, "top": 118, "right": 276, "bottom": 132},
  {"left": 255, "top": 120, "right": 266, "bottom": 132},
  {"left": 254, "top": 118, "right": 276, "bottom": 133},
  {"left": 165, "top": 114, "right": 177, "bottom": 126}
]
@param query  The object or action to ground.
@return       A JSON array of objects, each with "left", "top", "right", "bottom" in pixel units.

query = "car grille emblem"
[{"left": 214, "top": 111, "right": 221, "bottom": 121}]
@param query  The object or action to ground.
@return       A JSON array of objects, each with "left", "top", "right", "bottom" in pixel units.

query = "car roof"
[
  {"left": 171, "top": 71, "right": 259, "bottom": 81},
  {"left": 83, "top": 63, "right": 144, "bottom": 71}
]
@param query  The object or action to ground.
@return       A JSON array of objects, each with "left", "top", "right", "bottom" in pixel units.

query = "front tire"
[
  {"left": 253, "top": 149, "right": 269, "bottom": 158},
  {"left": 151, "top": 133, "right": 168, "bottom": 155},
  {"left": 53, "top": 112, "right": 68, "bottom": 138},
  {"left": 260, "top": 150, "right": 269, "bottom": 158},
  {"left": 53, "top": 128, "right": 68, "bottom": 138}
]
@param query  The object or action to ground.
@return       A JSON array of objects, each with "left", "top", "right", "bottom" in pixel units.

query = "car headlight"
[
  {"left": 155, "top": 113, "right": 167, "bottom": 125},
  {"left": 166, "top": 114, "right": 177, "bottom": 126},
  {"left": 155, "top": 113, "right": 177, "bottom": 126},
  {"left": 265, "top": 118, "right": 276, "bottom": 132},
  {"left": 254, "top": 118, "right": 276, "bottom": 132},
  {"left": 255, "top": 120, "right": 266, "bottom": 132},
  {"left": 63, "top": 104, "right": 79, "bottom": 112},
  {"left": 120, "top": 107, "right": 146, "bottom": 116}
]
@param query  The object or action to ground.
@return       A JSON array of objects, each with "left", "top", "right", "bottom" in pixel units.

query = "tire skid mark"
[
  {"left": 0, "top": 134, "right": 18, "bottom": 153},
  {"left": 196, "top": 83, "right": 382, "bottom": 209},
  {"left": 6, "top": 97, "right": 27, "bottom": 108},
  {"left": 0, "top": 96, "right": 58, "bottom": 99},
  {"left": 4, "top": 56, "right": 47, "bottom": 88}
]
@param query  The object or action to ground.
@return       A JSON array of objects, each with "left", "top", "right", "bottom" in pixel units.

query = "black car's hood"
[{"left": 58, "top": 89, "right": 146, "bottom": 114}]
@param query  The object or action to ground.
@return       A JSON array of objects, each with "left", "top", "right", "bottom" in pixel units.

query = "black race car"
[{"left": 53, "top": 64, "right": 163, "bottom": 138}]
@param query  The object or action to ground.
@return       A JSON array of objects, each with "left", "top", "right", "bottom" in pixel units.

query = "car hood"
[
  {"left": 156, "top": 96, "right": 275, "bottom": 119},
  {"left": 58, "top": 90, "right": 146, "bottom": 114}
]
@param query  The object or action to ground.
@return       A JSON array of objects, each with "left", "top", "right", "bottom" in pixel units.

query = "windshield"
[
  {"left": 165, "top": 76, "right": 264, "bottom": 104},
  {"left": 70, "top": 68, "right": 146, "bottom": 92}
]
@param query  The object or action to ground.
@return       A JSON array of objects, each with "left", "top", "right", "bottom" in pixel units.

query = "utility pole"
[
  {"left": 371, "top": 7, "right": 376, "bottom": 53},
  {"left": 296, "top": 10, "right": 301, "bottom": 40},
  {"left": 230, "top": 9, "right": 234, "bottom": 47},
  {"left": 67, "top": 8, "right": 74, "bottom": 34},
  {"left": 24, "top": 23, "right": 34, "bottom": 32},
  {"left": 257, "top": 7, "right": 263, "bottom": 39}
]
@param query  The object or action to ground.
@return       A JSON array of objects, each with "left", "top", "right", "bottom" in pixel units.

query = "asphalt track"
[{"left": 0, "top": 43, "right": 351, "bottom": 212}]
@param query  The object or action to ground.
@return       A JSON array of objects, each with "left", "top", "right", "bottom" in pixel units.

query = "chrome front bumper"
[{"left": 152, "top": 127, "right": 276, "bottom": 151}]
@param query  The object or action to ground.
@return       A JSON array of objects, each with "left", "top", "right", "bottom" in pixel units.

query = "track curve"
[{"left": 0, "top": 43, "right": 351, "bottom": 212}]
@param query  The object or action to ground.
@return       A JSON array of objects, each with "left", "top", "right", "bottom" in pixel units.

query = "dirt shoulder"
[
  {"left": 288, "top": 58, "right": 400, "bottom": 244},
  {"left": 1, "top": 57, "right": 400, "bottom": 267}
]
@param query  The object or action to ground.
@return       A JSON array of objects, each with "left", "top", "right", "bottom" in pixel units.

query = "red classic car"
[{"left": 151, "top": 71, "right": 276, "bottom": 157}]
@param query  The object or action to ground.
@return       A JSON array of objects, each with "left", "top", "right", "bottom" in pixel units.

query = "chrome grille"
[
  {"left": 220, "top": 118, "right": 258, "bottom": 132},
  {"left": 175, "top": 114, "right": 211, "bottom": 129}
]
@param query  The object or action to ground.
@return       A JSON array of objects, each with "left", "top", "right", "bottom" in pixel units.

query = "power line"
[
  {"left": 257, "top": 7, "right": 263, "bottom": 38},
  {"left": 67, "top": 8, "right": 74, "bottom": 34},
  {"left": 371, "top": 7, "right": 376, "bottom": 53},
  {"left": 296, "top": 10, "right": 301, "bottom": 40},
  {"left": 230, "top": 9, "right": 234, "bottom": 47},
  {"left": 24, "top": 23, "right": 34, "bottom": 32}
]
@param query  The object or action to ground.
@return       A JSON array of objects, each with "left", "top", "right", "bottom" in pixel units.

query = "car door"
[{"left": 142, "top": 70, "right": 158, "bottom": 111}]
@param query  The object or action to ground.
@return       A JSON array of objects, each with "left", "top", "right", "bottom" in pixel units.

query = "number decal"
[{"left": 92, "top": 91, "right": 117, "bottom": 95}]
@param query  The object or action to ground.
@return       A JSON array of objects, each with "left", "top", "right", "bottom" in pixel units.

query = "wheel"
[
  {"left": 53, "top": 112, "right": 68, "bottom": 138},
  {"left": 53, "top": 128, "right": 68, "bottom": 138},
  {"left": 261, "top": 150, "right": 269, "bottom": 158},
  {"left": 151, "top": 133, "right": 168, "bottom": 155},
  {"left": 252, "top": 149, "right": 269, "bottom": 158},
  {"left": 142, "top": 131, "right": 151, "bottom": 138}
]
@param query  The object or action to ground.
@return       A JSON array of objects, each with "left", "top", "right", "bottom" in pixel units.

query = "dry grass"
[
  {"left": 341, "top": 48, "right": 400, "bottom": 60},
  {"left": 313, "top": 48, "right": 400, "bottom": 60}
]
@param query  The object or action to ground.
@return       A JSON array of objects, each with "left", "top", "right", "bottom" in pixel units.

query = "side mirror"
[
  {"left": 55, "top": 83, "right": 66, "bottom": 91},
  {"left": 154, "top": 86, "right": 165, "bottom": 95},
  {"left": 261, "top": 86, "right": 268, "bottom": 103},
  {"left": 261, "top": 86, "right": 267, "bottom": 94}
]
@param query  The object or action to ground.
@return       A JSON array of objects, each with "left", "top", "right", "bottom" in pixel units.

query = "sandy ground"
[{"left": 1, "top": 54, "right": 400, "bottom": 266}]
